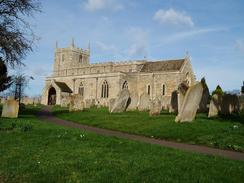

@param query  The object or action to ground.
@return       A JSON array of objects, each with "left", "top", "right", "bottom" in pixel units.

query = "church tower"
[{"left": 53, "top": 40, "right": 90, "bottom": 75}]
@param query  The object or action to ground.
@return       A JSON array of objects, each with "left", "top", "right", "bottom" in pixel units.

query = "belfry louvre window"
[
  {"left": 122, "top": 81, "right": 128, "bottom": 89},
  {"left": 101, "top": 80, "right": 109, "bottom": 98},
  {"left": 79, "top": 82, "right": 84, "bottom": 97},
  {"left": 162, "top": 84, "right": 166, "bottom": 96},
  {"left": 79, "top": 55, "right": 83, "bottom": 63},
  {"left": 147, "top": 85, "right": 151, "bottom": 95}
]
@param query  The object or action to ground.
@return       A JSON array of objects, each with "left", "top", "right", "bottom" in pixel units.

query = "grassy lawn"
[
  {"left": 0, "top": 106, "right": 243, "bottom": 182},
  {"left": 53, "top": 106, "right": 244, "bottom": 152}
]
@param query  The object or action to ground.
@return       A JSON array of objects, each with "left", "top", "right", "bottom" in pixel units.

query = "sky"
[{"left": 17, "top": 0, "right": 244, "bottom": 96}]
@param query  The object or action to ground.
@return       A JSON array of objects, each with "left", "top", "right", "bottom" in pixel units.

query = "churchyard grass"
[
  {"left": 0, "top": 106, "right": 244, "bottom": 182},
  {"left": 53, "top": 106, "right": 244, "bottom": 152}
]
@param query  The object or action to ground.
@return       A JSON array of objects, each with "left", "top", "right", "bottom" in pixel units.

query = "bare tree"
[
  {"left": 0, "top": 0, "right": 41, "bottom": 67},
  {"left": 11, "top": 74, "right": 34, "bottom": 104}
]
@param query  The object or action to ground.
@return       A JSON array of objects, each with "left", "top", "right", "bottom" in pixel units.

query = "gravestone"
[
  {"left": 126, "top": 92, "right": 138, "bottom": 111},
  {"left": 149, "top": 98, "right": 162, "bottom": 116},
  {"left": 138, "top": 93, "right": 150, "bottom": 111},
  {"left": 169, "top": 90, "right": 178, "bottom": 113},
  {"left": 161, "top": 95, "right": 170, "bottom": 110},
  {"left": 239, "top": 95, "right": 244, "bottom": 112},
  {"left": 69, "top": 94, "right": 84, "bottom": 112},
  {"left": 85, "top": 99, "right": 95, "bottom": 109},
  {"left": 177, "top": 81, "right": 189, "bottom": 113},
  {"left": 220, "top": 94, "right": 239, "bottom": 115},
  {"left": 198, "top": 79, "right": 210, "bottom": 113},
  {"left": 208, "top": 94, "right": 221, "bottom": 118},
  {"left": 175, "top": 79, "right": 204, "bottom": 122},
  {"left": 111, "top": 89, "right": 130, "bottom": 113},
  {"left": 1, "top": 99, "right": 19, "bottom": 118},
  {"left": 60, "top": 95, "right": 71, "bottom": 107},
  {"left": 108, "top": 98, "right": 116, "bottom": 112}
]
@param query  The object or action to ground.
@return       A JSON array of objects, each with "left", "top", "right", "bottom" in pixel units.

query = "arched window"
[
  {"left": 122, "top": 81, "right": 128, "bottom": 89},
  {"left": 79, "top": 82, "right": 84, "bottom": 97},
  {"left": 101, "top": 80, "right": 109, "bottom": 98},
  {"left": 162, "top": 84, "right": 166, "bottom": 96},
  {"left": 147, "top": 85, "right": 151, "bottom": 95}
]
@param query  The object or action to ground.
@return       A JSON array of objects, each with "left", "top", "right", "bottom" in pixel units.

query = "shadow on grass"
[{"left": 205, "top": 113, "right": 244, "bottom": 124}]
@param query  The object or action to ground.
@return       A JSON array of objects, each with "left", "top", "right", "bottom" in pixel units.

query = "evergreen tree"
[
  {"left": 212, "top": 85, "right": 224, "bottom": 96},
  {"left": 0, "top": 59, "right": 12, "bottom": 92}
]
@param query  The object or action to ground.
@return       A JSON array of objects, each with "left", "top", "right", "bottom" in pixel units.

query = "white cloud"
[
  {"left": 154, "top": 27, "right": 226, "bottom": 47},
  {"left": 127, "top": 27, "right": 148, "bottom": 57},
  {"left": 84, "top": 0, "right": 123, "bottom": 11},
  {"left": 153, "top": 8, "right": 194, "bottom": 27},
  {"left": 236, "top": 40, "right": 244, "bottom": 53},
  {"left": 95, "top": 41, "right": 117, "bottom": 52}
]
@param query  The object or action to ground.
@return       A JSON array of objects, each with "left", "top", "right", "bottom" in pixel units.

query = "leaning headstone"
[
  {"left": 1, "top": 99, "right": 19, "bottom": 118},
  {"left": 138, "top": 93, "right": 151, "bottom": 111},
  {"left": 111, "top": 89, "right": 130, "bottom": 113},
  {"left": 169, "top": 90, "right": 178, "bottom": 113},
  {"left": 126, "top": 92, "right": 138, "bottom": 111},
  {"left": 149, "top": 98, "right": 162, "bottom": 116},
  {"left": 69, "top": 94, "right": 84, "bottom": 112},
  {"left": 175, "top": 79, "right": 205, "bottom": 122},
  {"left": 198, "top": 79, "right": 210, "bottom": 113},
  {"left": 108, "top": 98, "right": 116, "bottom": 112},
  {"left": 208, "top": 94, "right": 221, "bottom": 118},
  {"left": 220, "top": 94, "right": 239, "bottom": 115},
  {"left": 177, "top": 81, "right": 189, "bottom": 113}
]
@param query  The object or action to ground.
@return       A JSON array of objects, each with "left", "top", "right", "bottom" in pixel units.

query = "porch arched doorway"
[{"left": 48, "top": 87, "right": 56, "bottom": 105}]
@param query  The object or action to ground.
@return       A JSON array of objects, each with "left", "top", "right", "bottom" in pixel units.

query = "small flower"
[
  {"left": 233, "top": 125, "right": 239, "bottom": 129},
  {"left": 38, "top": 161, "right": 40, "bottom": 164}
]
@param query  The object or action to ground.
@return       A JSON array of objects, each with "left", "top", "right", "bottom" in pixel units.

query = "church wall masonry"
[{"left": 42, "top": 42, "right": 196, "bottom": 109}]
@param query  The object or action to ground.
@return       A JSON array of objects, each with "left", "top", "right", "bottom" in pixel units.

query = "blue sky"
[{"left": 19, "top": 0, "right": 244, "bottom": 96}]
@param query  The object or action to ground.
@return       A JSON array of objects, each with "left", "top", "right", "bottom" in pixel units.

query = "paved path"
[{"left": 37, "top": 107, "right": 244, "bottom": 161}]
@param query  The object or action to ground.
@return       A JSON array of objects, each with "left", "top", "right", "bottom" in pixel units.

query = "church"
[{"left": 41, "top": 41, "right": 196, "bottom": 109}]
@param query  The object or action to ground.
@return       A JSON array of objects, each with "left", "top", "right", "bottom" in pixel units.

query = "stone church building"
[{"left": 41, "top": 42, "right": 195, "bottom": 109}]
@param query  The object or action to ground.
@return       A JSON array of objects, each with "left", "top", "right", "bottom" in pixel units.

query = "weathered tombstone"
[
  {"left": 161, "top": 95, "right": 170, "bottom": 111},
  {"left": 149, "top": 98, "right": 162, "bottom": 116},
  {"left": 208, "top": 94, "right": 221, "bottom": 118},
  {"left": 85, "top": 99, "right": 95, "bottom": 109},
  {"left": 1, "top": 99, "right": 19, "bottom": 118},
  {"left": 126, "top": 92, "right": 138, "bottom": 111},
  {"left": 60, "top": 95, "right": 71, "bottom": 107},
  {"left": 69, "top": 94, "right": 84, "bottom": 112},
  {"left": 175, "top": 79, "right": 205, "bottom": 123},
  {"left": 198, "top": 79, "right": 210, "bottom": 113},
  {"left": 138, "top": 93, "right": 151, "bottom": 111},
  {"left": 220, "top": 94, "right": 239, "bottom": 115},
  {"left": 0, "top": 97, "right": 6, "bottom": 104},
  {"left": 108, "top": 98, "right": 116, "bottom": 112},
  {"left": 169, "top": 90, "right": 178, "bottom": 113},
  {"left": 111, "top": 89, "right": 130, "bottom": 113},
  {"left": 239, "top": 95, "right": 244, "bottom": 112},
  {"left": 177, "top": 81, "right": 189, "bottom": 113}
]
